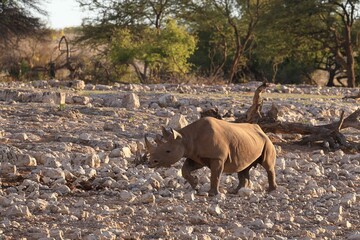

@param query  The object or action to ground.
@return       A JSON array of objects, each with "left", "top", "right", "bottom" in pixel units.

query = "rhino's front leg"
[
  {"left": 209, "top": 159, "right": 224, "bottom": 196},
  {"left": 181, "top": 158, "right": 203, "bottom": 190}
]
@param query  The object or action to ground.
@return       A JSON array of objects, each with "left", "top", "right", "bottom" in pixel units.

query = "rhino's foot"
[
  {"left": 229, "top": 180, "right": 251, "bottom": 194},
  {"left": 191, "top": 185, "right": 200, "bottom": 192},
  {"left": 208, "top": 189, "right": 219, "bottom": 196},
  {"left": 268, "top": 184, "right": 277, "bottom": 192},
  {"left": 228, "top": 188, "right": 240, "bottom": 195},
  {"left": 187, "top": 176, "right": 199, "bottom": 190}
]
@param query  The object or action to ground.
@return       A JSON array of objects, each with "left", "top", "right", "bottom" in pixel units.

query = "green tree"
[
  {"left": 110, "top": 19, "right": 196, "bottom": 82},
  {"left": 78, "top": 0, "right": 196, "bottom": 83},
  {"left": 254, "top": 0, "right": 324, "bottom": 84},
  {"left": 77, "top": 0, "right": 180, "bottom": 44},
  {"left": 180, "top": 0, "right": 269, "bottom": 83},
  {"left": 180, "top": 1, "right": 232, "bottom": 80},
  {"left": 327, "top": 0, "right": 359, "bottom": 87},
  {"left": 258, "top": 0, "right": 360, "bottom": 87}
]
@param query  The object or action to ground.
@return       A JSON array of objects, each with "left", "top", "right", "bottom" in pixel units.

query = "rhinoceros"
[{"left": 145, "top": 117, "right": 277, "bottom": 196}]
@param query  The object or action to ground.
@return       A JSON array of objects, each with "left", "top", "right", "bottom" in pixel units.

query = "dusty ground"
[{"left": 0, "top": 81, "right": 359, "bottom": 239}]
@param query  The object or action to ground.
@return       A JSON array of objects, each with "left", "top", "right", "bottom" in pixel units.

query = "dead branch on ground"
[
  {"left": 343, "top": 91, "right": 360, "bottom": 100},
  {"left": 200, "top": 83, "right": 360, "bottom": 151}
]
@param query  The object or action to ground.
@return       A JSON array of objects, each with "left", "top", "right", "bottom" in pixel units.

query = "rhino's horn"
[
  {"left": 161, "top": 126, "right": 172, "bottom": 139},
  {"left": 144, "top": 134, "right": 155, "bottom": 151}
]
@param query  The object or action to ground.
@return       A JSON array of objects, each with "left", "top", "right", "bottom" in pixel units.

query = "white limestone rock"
[
  {"left": 43, "top": 154, "right": 62, "bottom": 168},
  {"left": 0, "top": 162, "right": 17, "bottom": 176},
  {"left": 73, "top": 95, "right": 91, "bottom": 105},
  {"left": 119, "top": 190, "right": 136, "bottom": 203},
  {"left": 208, "top": 204, "right": 222, "bottom": 216},
  {"left": 327, "top": 205, "right": 343, "bottom": 223},
  {"left": 232, "top": 226, "right": 256, "bottom": 239},
  {"left": 72, "top": 153, "right": 101, "bottom": 168},
  {"left": 95, "top": 84, "right": 113, "bottom": 91},
  {"left": 4, "top": 205, "right": 32, "bottom": 218},
  {"left": 109, "top": 147, "right": 131, "bottom": 158},
  {"left": 163, "top": 167, "right": 182, "bottom": 178},
  {"left": 18, "top": 154, "right": 37, "bottom": 167},
  {"left": 103, "top": 121, "right": 125, "bottom": 132},
  {"left": 341, "top": 193, "right": 357, "bottom": 207},
  {"left": 104, "top": 97, "right": 123, "bottom": 107},
  {"left": 79, "top": 133, "right": 92, "bottom": 141},
  {"left": 32, "top": 80, "right": 49, "bottom": 88},
  {"left": 348, "top": 232, "right": 360, "bottom": 240},
  {"left": 52, "top": 183, "right": 72, "bottom": 195},
  {"left": 167, "top": 114, "right": 188, "bottom": 129},
  {"left": 41, "top": 167, "right": 65, "bottom": 180},
  {"left": 19, "top": 179, "right": 39, "bottom": 193},
  {"left": 0, "top": 196, "right": 13, "bottom": 207},
  {"left": 13, "top": 133, "right": 28, "bottom": 141},
  {"left": 238, "top": 188, "right": 254, "bottom": 197},
  {"left": 70, "top": 80, "right": 85, "bottom": 90},
  {"left": 140, "top": 193, "right": 156, "bottom": 204},
  {"left": 123, "top": 93, "right": 140, "bottom": 109},
  {"left": 276, "top": 157, "right": 286, "bottom": 171},
  {"left": 49, "top": 229, "right": 65, "bottom": 240},
  {"left": 32, "top": 199, "right": 49, "bottom": 212},
  {"left": 0, "top": 145, "right": 36, "bottom": 166},
  {"left": 158, "top": 94, "right": 179, "bottom": 108},
  {"left": 27, "top": 228, "right": 50, "bottom": 239}
]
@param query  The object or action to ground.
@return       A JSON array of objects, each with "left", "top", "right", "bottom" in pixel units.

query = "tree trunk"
[
  {"left": 344, "top": 25, "right": 356, "bottom": 88},
  {"left": 228, "top": 25, "right": 242, "bottom": 83},
  {"left": 131, "top": 62, "right": 147, "bottom": 83},
  {"left": 326, "top": 68, "right": 336, "bottom": 87}
]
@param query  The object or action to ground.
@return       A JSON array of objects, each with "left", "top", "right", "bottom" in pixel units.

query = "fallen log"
[
  {"left": 297, "top": 111, "right": 351, "bottom": 149},
  {"left": 343, "top": 91, "right": 360, "bottom": 100},
  {"left": 200, "top": 83, "right": 360, "bottom": 151},
  {"left": 259, "top": 108, "right": 360, "bottom": 134}
]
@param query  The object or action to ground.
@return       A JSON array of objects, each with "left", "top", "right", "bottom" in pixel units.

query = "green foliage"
[
  {"left": 110, "top": 19, "right": 196, "bottom": 82},
  {"left": 157, "top": 19, "right": 197, "bottom": 74},
  {"left": 249, "top": 0, "right": 360, "bottom": 86},
  {"left": 3, "top": 0, "right": 360, "bottom": 87},
  {"left": 110, "top": 29, "right": 138, "bottom": 65},
  {"left": 83, "top": 0, "right": 350, "bottom": 85}
]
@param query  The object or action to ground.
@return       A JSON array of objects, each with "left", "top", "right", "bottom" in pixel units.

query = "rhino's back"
[
  {"left": 189, "top": 117, "right": 267, "bottom": 143},
  {"left": 182, "top": 117, "right": 271, "bottom": 172}
]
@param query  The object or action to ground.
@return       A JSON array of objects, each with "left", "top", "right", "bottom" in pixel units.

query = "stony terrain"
[{"left": 0, "top": 80, "right": 359, "bottom": 240}]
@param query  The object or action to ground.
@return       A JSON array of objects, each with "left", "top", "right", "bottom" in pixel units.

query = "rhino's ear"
[
  {"left": 144, "top": 134, "right": 155, "bottom": 152},
  {"left": 161, "top": 126, "right": 172, "bottom": 139},
  {"left": 170, "top": 129, "right": 183, "bottom": 140}
]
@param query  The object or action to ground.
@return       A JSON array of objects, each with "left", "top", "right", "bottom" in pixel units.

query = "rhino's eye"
[{"left": 166, "top": 150, "right": 171, "bottom": 153}]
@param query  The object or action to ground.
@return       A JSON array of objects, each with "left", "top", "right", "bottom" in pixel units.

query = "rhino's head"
[{"left": 145, "top": 128, "right": 185, "bottom": 168}]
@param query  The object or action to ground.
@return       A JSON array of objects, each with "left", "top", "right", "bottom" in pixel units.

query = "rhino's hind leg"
[
  {"left": 261, "top": 141, "right": 278, "bottom": 191},
  {"left": 181, "top": 158, "right": 203, "bottom": 190},
  {"left": 230, "top": 165, "right": 251, "bottom": 194},
  {"left": 266, "top": 168, "right": 277, "bottom": 191}
]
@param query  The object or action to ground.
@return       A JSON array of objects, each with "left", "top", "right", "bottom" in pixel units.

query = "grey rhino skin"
[{"left": 146, "top": 117, "right": 277, "bottom": 196}]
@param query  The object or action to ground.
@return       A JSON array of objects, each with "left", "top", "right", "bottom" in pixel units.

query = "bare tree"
[
  {"left": 0, "top": 0, "right": 46, "bottom": 48},
  {"left": 329, "top": 0, "right": 357, "bottom": 88},
  {"left": 211, "top": 0, "right": 264, "bottom": 83}
]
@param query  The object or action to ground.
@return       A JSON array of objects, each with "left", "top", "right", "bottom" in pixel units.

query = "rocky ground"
[{"left": 0, "top": 80, "right": 359, "bottom": 240}]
